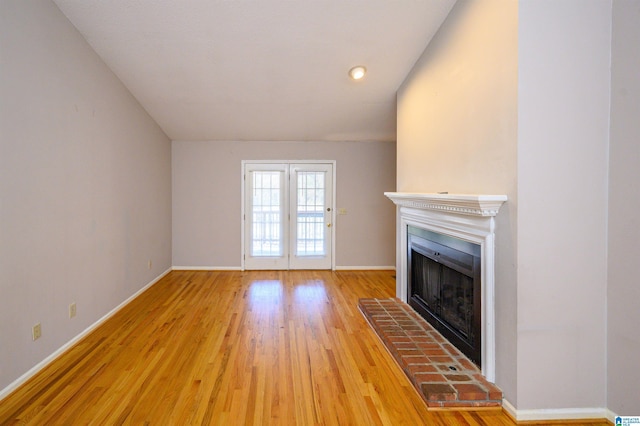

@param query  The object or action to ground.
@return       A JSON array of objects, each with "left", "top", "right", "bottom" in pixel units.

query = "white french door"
[
  {"left": 243, "top": 161, "right": 334, "bottom": 270},
  {"left": 289, "top": 163, "right": 333, "bottom": 269}
]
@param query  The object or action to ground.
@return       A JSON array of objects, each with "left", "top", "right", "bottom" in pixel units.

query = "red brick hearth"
[{"left": 358, "top": 298, "right": 502, "bottom": 409}]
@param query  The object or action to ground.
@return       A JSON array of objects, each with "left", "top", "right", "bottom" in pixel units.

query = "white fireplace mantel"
[
  {"left": 385, "top": 192, "right": 507, "bottom": 382},
  {"left": 384, "top": 192, "right": 507, "bottom": 217}
]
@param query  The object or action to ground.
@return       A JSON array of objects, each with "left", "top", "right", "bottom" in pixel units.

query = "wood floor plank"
[{"left": 0, "top": 270, "right": 607, "bottom": 425}]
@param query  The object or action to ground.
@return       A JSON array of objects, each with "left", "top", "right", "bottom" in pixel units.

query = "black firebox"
[{"left": 407, "top": 226, "right": 482, "bottom": 366}]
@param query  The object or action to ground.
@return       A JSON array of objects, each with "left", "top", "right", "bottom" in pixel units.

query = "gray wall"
[
  {"left": 172, "top": 140, "right": 396, "bottom": 269},
  {"left": 399, "top": 0, "right": 613, "bottom": 413},
  {"left": 608, "top": 0, "right": 640, "bottom": 414},
  {"left": 0, "top": 1, "right": 172, "bottom": 392},
  {"left": 517, "top": 0, "right": 610, "bottom": 410},
  {"left": 397, "top": 0, "right": 519, "bottom": 404}
]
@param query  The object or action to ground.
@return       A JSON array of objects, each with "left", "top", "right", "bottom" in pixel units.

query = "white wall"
[
  {"left": 0, "top": 1, "right": 172, "bottom": 392},
  {"left": 517, "top": 0, "right": 610, "bottom": 410},
  {"left": 397, "top": 0, "right": 518, "bottom": 403},
  {"left": 608, "top": 0, "right": 640, "bottom": 414},
  {"left": 172, "top": 140, "right": 396, "bottom": 269}
]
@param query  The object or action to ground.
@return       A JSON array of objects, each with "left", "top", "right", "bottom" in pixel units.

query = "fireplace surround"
[{"left": 385, "top": 192, "right": 507, "bottom": 382}]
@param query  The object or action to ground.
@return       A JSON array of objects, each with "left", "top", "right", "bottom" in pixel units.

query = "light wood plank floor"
[{"left": 0, "top": 270, "right": 607, "bottom": 425}]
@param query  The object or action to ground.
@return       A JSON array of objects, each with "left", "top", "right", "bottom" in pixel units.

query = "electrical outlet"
[
  {"left": 147, "top": 260, "right": 152, "bottom": 270},
  {"left": 338, "top": 208, "right": 348, "bottom": 215},
  {"left": 32, "top": 323, "right": 41, "bottom": 341},
  {"left": 69, "top": 302, "right": 77, "bottom": 318}
]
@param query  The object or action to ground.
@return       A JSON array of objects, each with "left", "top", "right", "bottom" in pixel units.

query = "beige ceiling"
[{"left": 52, "top": 0, "right": 456, "bottom": 142}]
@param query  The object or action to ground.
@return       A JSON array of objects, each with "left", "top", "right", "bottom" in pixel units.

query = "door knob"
[{"left": 327, "top": 223, "right": 332, "bottom": 228}]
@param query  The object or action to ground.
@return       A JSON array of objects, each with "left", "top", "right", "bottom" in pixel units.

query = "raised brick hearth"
[{"left": 358, "top": 298, "right": 502, "bottom": 409}]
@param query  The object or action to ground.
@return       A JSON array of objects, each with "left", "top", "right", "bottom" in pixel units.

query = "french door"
[{"left": 243, "top": 161, "right": 334, "bottom": 270}]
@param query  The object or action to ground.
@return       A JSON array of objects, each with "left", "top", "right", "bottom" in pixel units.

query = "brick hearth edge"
[{"left": 358, "top": 298, "right": 502, "bottom": 409}]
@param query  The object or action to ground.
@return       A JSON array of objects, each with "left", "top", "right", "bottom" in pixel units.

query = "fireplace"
[
  {"left": 408, "top": 226, "right": 481, "bottom": 366},
  {"left": 385, "top": 192, "right": 506, "bottom": 381}
]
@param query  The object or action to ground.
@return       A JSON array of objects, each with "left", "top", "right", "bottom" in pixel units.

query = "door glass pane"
[
  {"left": 296, "top": 171, "right": 325, "bottom": 256},
  {"left": 251, "top": 171, "right": 282, "bottom": 256}
]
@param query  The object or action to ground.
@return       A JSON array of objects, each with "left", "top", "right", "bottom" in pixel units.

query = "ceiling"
[{"left": 52, "top": 0, "right": 456, "bottom": 142}]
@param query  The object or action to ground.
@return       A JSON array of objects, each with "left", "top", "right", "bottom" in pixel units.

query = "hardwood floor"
[{"left": 0, "top": 270, "right": 604, "bottom": 425}]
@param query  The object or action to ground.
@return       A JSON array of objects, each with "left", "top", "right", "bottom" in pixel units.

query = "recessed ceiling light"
[{"left": 349, "top": 66, "right": 367, "bottom": 81}]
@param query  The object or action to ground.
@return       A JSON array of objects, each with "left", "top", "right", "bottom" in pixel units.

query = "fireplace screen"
[{"left": 408, "top": 226, "right": 481, "bottom": 366}]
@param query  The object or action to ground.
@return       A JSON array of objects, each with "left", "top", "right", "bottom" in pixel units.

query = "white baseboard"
[
  {"left": 606, "top": 408, "right": 619, "bottom": 423},
  {"left": 503, "top": 398, "right": 610, "bottom": 422},
  {"left": 172, "top": 266, "right": 242, "bottom": 271},
  {"left": 334, "top": 266, "right": 396, "bottom": 271},
  {"left": 173, "top": 266, "right": 395, "bottom": 272},
  {"left": 0, "top": 268, "right": 172, "bottom": 401}
]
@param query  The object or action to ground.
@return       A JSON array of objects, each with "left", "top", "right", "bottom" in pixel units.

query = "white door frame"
[{"left": 241, "top": 160, "right": 336, "bottom": 270}]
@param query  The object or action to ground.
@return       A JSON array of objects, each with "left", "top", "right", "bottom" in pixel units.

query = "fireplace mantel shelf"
[{"left": 384, "top": 192, "right": 507, "bottom": 217}]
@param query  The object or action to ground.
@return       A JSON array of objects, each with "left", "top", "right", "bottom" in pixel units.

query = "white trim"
[
  {"left": 241, "top": 160, "right": 246, "bottom": 270},
  {"left": 0, "top": 268, "right": 172, "bottom": 401},
  {"left": 334, "top": 266, "right": 396, "bottom": 271},
  {"left": 385, "top": 192, "right": 507, "bottom": 383},
  {"left": 503, "top": 399, "right": 610, "bottom": 422},
  {"left": 384, "top": 192, "right": 507, "bottom": 217},
  {"left": 331, "top": 163, "right": 337, "bottom": 270},
  {"left": 502, "top": 399, "right": 517, "bottom": 420},
  {"left": 606, "top": 408, "right": 619, "bottom": 423},
  {"left": 174, "top": 266, "right": 394, "bottom": 272},
  {"left": 172, "top": 266, "right": 242, "bottom": 271}
]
